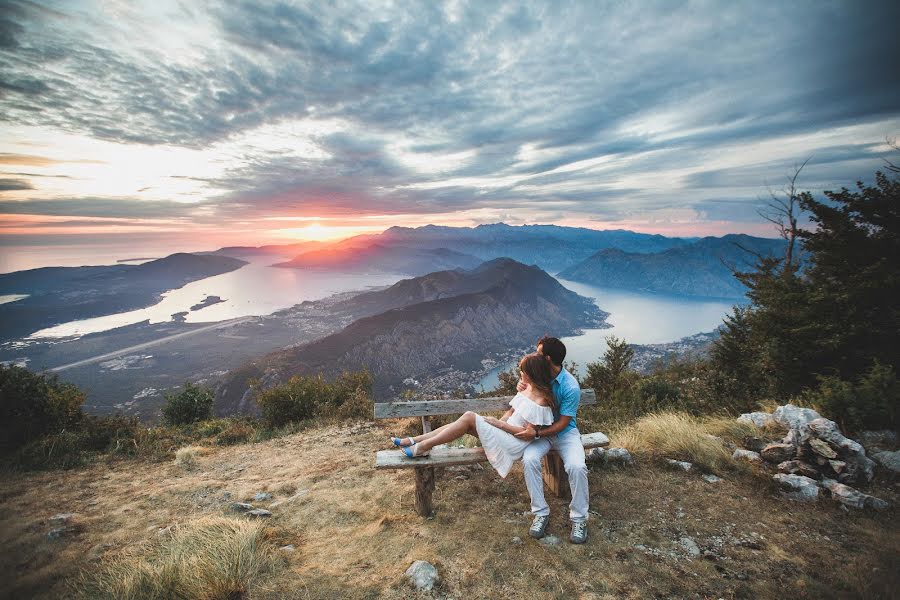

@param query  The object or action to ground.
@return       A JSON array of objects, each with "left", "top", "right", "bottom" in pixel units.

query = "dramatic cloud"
[{"left": 1, "top": 0, "right": 899, "bottom": 250}]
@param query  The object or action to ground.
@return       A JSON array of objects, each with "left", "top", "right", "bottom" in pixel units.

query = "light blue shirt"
[{"left": 551, "top": 368, "right": 580, "bottom": 435}]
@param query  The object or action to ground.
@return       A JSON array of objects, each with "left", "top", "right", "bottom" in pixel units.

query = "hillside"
[
  {"left": 275, "top": 244, "right": 482, "bottom": 275},
  {"left": 1, "top": 418, "right": 895, "bottom": 599},
  {"left": 216, "top": 259, "right": 606, "bottom": 412},
  {"left": 559, "top": 234, "right": 789, "bottom": 298},
  {"left": 0, "top": 253, "right": 248, "bottom": 341}
]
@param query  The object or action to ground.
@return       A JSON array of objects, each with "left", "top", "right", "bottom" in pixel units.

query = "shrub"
[
  {"left": 174, "top": 446, "right": 203, "bottom": 470},
  {"left": 256, "top": 370, "right": 373, "bottom": 427},
  {"left": 79, "top": 517, "right": 280, "bottom": 599},
  {"left": 0, "top": 365, "right": 85, "bottom": 453},
  {"left": 162, "top": 383, "right": 214, "bottom": 426},
  {"left": 804, "top": 360, "right": 899, "bottom": 433}
]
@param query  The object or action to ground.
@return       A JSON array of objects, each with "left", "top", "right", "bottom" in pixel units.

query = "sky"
[{"left": 1, "top": 0, "right": 899, "bottom": 269}]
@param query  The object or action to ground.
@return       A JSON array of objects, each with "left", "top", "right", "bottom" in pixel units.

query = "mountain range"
[
  {"left": 215, "top": 258, "right": 607, "bottom": 412},
  {"left": 558, "top": 234, "right": 791, "bottom": 298},
  {"left": 274, "top": 244, "right": 482, "bottom": 276}
]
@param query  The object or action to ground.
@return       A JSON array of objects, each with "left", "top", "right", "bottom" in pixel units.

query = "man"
[{"left": 515, "top": 336, "right": 589, "bottom": 544}]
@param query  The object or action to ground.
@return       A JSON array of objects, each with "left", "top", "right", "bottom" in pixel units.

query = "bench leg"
[
  {"left": 415, "top": 466, "right": 435, "bottom": 517},
  {"left": 543, "top": 453, "right": 571, "bottom": 500}
]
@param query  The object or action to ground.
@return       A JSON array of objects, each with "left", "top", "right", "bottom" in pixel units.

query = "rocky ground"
[{"left": 0, "top": 416, "right": 897, "bottom": 599}]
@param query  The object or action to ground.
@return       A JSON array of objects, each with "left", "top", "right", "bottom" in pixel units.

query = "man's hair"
[{"left": 536, "top": 335, "right": 566, "bottom": 367}]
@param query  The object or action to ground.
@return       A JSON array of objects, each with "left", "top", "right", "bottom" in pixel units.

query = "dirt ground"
[{"left": 1, "top": 421, "right": 897, "bottom": 599}]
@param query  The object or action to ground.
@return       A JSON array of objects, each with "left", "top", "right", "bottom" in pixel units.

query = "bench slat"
[
  {"left": 375, "top": 388, "right": 596, "bottom": 419},
  {"left": 375, "top": 431, "right": 609, "bottom": 469}
]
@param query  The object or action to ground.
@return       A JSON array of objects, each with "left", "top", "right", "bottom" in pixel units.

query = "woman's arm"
[
  {"left": 499, "top": 408, "right": 515, "bottom": 422},
  {"left": 484, "top": 416, "right": 532, "bottom": 435}
]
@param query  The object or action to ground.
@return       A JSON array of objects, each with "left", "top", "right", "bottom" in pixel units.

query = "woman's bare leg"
[
  {"left": 415, "top": 412, "right": 478, "bottom": 453},
  {"left": 409, "top": 419, "right": 466, "bottom": 444}
]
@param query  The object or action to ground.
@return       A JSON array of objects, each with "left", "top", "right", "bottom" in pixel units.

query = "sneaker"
[
  {"left": 569, "top": 521, "right": 588, "bottom": 544},
  {"left": 528, "top": 515, "right": 549, "bottom": 539}
]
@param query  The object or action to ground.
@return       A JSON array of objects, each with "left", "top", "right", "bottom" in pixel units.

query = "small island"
[{"left": 190, "top": 296, "right": 226, "bottom": 311}]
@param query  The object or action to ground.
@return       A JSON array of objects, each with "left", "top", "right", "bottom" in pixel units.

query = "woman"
[{"left": 390, "top": 352, "right": 556, "bottom": 478}]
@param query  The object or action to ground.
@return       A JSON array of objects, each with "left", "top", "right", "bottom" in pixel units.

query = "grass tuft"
[
  {"left": 77, "top": 516, "right": 281, "bottom": 600},
  {"left": 173, "top": 445, "right": 203, "bottom": 470},
  {"left": 613, "top": 412, "right": 735, "bottom": 473}
]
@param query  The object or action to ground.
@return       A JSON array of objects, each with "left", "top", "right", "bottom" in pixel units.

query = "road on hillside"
[{"left": 49, "top": 316, "right": 257, "bottom": 372}]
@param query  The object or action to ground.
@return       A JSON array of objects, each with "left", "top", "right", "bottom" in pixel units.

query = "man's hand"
[
  {"left": 514, "top": 425, "right": 537, "bottom": 441},
  {"left": 516, "top": 380, "right": 528, "bottom": 392}
]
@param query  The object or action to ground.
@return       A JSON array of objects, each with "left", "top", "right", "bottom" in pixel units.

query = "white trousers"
[{"left": 522, "top": 427, "right": 589, "bottom": 523}]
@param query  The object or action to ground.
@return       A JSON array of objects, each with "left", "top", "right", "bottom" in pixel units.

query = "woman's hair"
[{"left": 519, "top": 352, "right": 556, "bottom": 411}]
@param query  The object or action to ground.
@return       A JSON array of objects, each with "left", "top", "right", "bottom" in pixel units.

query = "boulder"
[
  {"left": 732, "top": 449, "right": 762, "bottom": 463},
  {"left": 777, "top": 460, "right": 820, "bottom": 479},
  {"left": 760, "top": 443, "right": 795, "bottom": 463},
  {"left": 872, "top": 450, "right": 900, "bottom": 473},
  {"left": 232, "top": 502, "right": 254, "bottom": 512},
  {"left": 247, "top": 509, "right": 272, "bottom": 518},
  {"left": 405, "top": 560, "right": 439, "bottom": 591},
  {"left": 703, "top": 474, "right": 722, "bottom": 483},
  {"left": 800, "top": 418, "right": 875, "bottom": 483},
  {"left": 772, "top": 404, "right": 822, "bottom": 429},
  {"left": 589, "top": 447, "right": 634, "bottom": 466},
  {"left": 819, "top": 479, "right": 889, "bottom": 510},
  {"left": 253, "top": 492, "right": 273, "bottom": 502},
  {"left": 666, "top": 459, "right": 693, "bottom": 471},
  {"left": 743, "top": 436, "right": 767, "bottom": 452},
  {"left": 857, "top": 430, "right": 898, "bottom": 451},
  {"left": 808, "top": 438, "right": 838, "bottom": 459},
  {"left": 737, "top": 412, "right": 775, "bottom": 428},
  {"left": 679, "top": 537, "right": 701, "bottom": 557},
  {"left": 773, "top": 474, "right": 820, "bottom": 502},
  {"left": 827, "top": 460, "right": 847, "bottom": 475}
]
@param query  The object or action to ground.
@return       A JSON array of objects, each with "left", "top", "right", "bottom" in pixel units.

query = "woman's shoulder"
[{"left": 512, "top": 390, "right": 551, "bottom": 407}]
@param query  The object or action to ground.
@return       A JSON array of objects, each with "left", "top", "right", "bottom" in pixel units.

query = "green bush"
[
  {"left": 805, "top": 360, "right": 898, "bottom": 433},
  {"left": 162, "top": 383, "right": 214, "bottom": 426},
  {"left": 256, "top": 370, "right": 373, "bottom": 427},
  {"left": 0, "top": 365, "right": 85, "bottom": 454}
]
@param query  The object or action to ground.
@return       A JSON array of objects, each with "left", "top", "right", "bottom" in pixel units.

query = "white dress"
[{"left": 473, "top": 392, "right": 555, "bottom": 478}]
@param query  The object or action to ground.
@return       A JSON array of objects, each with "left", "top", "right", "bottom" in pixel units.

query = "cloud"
[
  {"left": 0, "top": 177, "right": 32, "bottom": 191},
  {"left": 0, "top": 0, "right": 898, "bottom": 238}
]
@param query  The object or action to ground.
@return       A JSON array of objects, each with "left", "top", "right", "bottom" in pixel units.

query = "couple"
[{"left": 391, "top": 336, "right": 589, "bottom": 544}]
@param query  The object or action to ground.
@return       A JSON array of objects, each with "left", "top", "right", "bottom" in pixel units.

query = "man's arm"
[{"left": 514, "top": 415, "right": 570, "bottom": 440}]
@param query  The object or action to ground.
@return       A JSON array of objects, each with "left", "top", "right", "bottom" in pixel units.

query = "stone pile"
[{"left": 736, "top": 404, "right": 890, "bottom": 510}]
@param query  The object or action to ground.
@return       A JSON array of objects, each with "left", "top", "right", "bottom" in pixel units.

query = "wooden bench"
[{"left": 374, "top": 389, "right": 609, "bottom": 516}]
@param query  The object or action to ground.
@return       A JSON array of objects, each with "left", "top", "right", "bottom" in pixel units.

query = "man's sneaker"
[
  {"left": 528, "top": 515, "right": 549, "bottom": 539},
  {"left": 570, "top": 521, "right": 588, "bottom": 544}
]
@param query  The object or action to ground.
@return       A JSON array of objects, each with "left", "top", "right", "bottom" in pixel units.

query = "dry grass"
[
  {"left": 173, "top": 446, "right": 204, "bottom": 470},
  {"left": 1, "top": 418, "right": 897, "bottom": 599},
  {"left": 613, "top": 412, "right": 735, "bottom": 472},
  {"left": 78, "top": 516, "right": 280, "bottom": 599}
]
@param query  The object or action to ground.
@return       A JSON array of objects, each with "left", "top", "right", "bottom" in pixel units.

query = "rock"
[
  {"left": 872, "top": 450, "right": 900, "bottom": 473},
  {"left": 47, "top": 527, "right": 71, "bottom": 540},
  {"left": 777, "top": 460, "right": 820, "bottom": 479},
  {"left": 703, "top": 474, "right": 722, "bottom": 483},
  {"left": 819, "top": 479, "right": 890, "bottom": 510},
  {"left": 405, "top": 560, "right": 439, "bottom": 591},
  {"left": 232, "top": 502, "right": 254, "bottom": 512},
  {"left": 773, "top": 474, "right": 820, "bottom": 502},
  {"left": 732, "top": 449, "right": 762, "bottom": 463},
  {"left": 773, "top": 404, "right": 822, "bottom": 429},
  {"left": 782, "top": 428, "right": 801, "bottom": 448},
  {"left": 738, "top": 412, "right": 775, "bottom": 428},
  {"left": 247, "top": 509, "right": 272, "bottom": 518},
  {"left": 253, "top": 492, "right": 273, "bottom": 502},
  {"left": 801, "top": 418, "right": 875, "bottom": 483},
  {"left": 511, "top": 536, "right": 523, "bottom": 545},
  {"left": 679, "top": 537, "right": 701, "bottom": 557},
  {"left": 858, "top": 430, "right": 898, "bottom": 451},
  {"left": 666, "top": 459, "right": 693, "bottom": 471},
  {"left": 590, "top": 447, "right": 634, "bottom": 466},
  {"left": 269, "top": 489, "right": 309, "bottom": 508},
  {"left": 761, "top": 443, "right": 795, "bottom": 463},
  {"left": 539, "top": 535, "right": 562, "bottom": 546},
  {"left": 808, "top": 438, "right": 838, "bottom": 459},
  {"left": 279, "top": 544, "right": 296, "bottom": 552},
  {"left": 827, "top": 460, "right": 847, "bottom": 475},
  {"left": 742, "top": 436, "right": 767, "bottom": 452}
]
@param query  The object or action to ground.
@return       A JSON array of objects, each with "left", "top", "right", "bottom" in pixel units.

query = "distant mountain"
[
  {"left": 207, "top": 241, "right": 327, "bottom": 259},
  {"left": 215, "top": 258, "right": 608, "bottom": 411},
  {"left": 558, "top": 234, "right": 789, "bottom": 298},
  {"left": 274, "top": 244, "right": 482, "bottom": 276},
  {"left": 0, "top": 253, "right": 247, "bottom": 341},
  {"left": 214, "top": 223, "right": 694, "bottom": 274}
]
